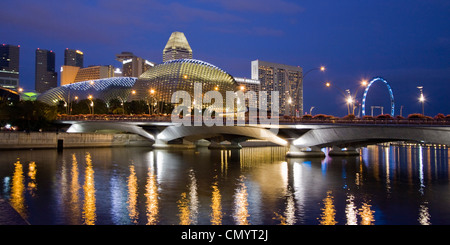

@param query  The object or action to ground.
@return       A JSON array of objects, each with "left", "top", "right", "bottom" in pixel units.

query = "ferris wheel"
[{"left": 361, "top": 77, "right": 395, "bottom": 116}]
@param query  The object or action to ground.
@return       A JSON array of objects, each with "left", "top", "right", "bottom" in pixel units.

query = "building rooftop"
[{"left": 163, "top": 32, "right": 192, "bottom": 52}]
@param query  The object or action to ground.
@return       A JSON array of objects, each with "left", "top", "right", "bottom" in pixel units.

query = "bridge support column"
[
  {"left": 195, "top": 139, "right": 211, "bottom": 147},
  {"left": 208, "top": 140, "right": 242, "bottom": 150},
  {"left": 328, "top": 146, "right": 360, "bottom": 157},
  {"left": 152, "top": 139, "right": 195, "bottom": 149},
  {"left": 286, "top": 141, "right": 325, "bottom": 158}
]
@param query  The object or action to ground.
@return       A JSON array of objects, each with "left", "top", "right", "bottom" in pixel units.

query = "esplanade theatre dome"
[
  {"left": 132, "top": 59, "right": 238, "bottom": 104},
  {"left": 37, "top": 77, "right": 137, "bottom": 105}
]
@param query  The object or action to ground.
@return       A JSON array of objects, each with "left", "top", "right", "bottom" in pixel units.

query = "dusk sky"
[{"left": 1, "top": 0, "right": 449, "bottom": 117}]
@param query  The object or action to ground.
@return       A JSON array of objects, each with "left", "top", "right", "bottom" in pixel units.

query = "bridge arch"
[
  {"left": 66, "top": 122, "right": 155, "bottom": 141},
  {"left": 156, "top": 125, "right": 288, "bottom": 146},
  {"left": 361, "top": 77, "right": 395, "bottom": 116},
  {"left": 65, "top": 121, "right": 289, "bottom": 146},
  {"left": 292, "top": 125, "right": 450, "bottom": 148}
]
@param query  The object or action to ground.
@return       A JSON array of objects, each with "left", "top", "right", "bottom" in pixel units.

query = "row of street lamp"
[
  {"left": 68, "top": 87, "right": 158, "bottom": 115},
  {"left": 300, "top": 67, "right": 426, "bottom": 116},
  {"left": 321, "top": 80, "right": 426, "bottom": 116}
]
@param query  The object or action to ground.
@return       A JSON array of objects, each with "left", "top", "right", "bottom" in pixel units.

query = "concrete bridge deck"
[{"left": 55, "top": 115, "right": 450, "bottom": 158}]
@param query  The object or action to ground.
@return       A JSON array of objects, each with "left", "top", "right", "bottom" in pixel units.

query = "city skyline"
[{"left": 1, "top": 0, "right": 449, "bottom": 117}]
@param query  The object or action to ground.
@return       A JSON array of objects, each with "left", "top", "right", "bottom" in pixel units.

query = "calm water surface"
[{"left": 0, "top": 144, "right": 449, "bottom": 225}]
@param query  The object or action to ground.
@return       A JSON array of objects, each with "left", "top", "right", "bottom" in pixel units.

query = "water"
[{"left": 0, "top": 144, "right": 449, "bottom": 225}]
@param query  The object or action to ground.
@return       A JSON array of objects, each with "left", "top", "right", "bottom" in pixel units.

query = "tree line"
[{"left": 0, "top": 98, "right": 175, "bottom": 131}]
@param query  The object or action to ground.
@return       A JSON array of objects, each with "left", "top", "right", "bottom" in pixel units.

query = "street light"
[
  {"left": 88, "top": 95, "right": 94, "bottom": 115},
  {"left": 417, "top": 86, "right": 425, "bottom": 115},
  {"left": 117, "top": 96, "right": 125, "bottom": 114},
  {"left": 290, "top": 65, "right": 326, "bottom": 116},
  {"left": 148, "top": 89, "right": 157, "bottom": 114},
  {"left": 327, "top": 79, "right": 369, "bottom": 116},
  {"left": 324, "top": 82, "right": 349, "bottom": 113},
  {"left": 309, "top": 106, "right": 315, "bottom": 115},
  {"left": 345, "top": 89, "right": 353, "bottom": 115}
]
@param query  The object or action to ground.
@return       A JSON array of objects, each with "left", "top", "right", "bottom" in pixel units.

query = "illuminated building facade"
[
  {"left": 35, "top": 48, "right": 57, "bottom": 93},
  {"left": 235, "top": 77, "right": 260, "bottom": 93},
  {"left": 40, "top": 59, "right": 239, "bottom": 113},
  {"left": 251, "top": 60, "right": 303, "bottom": 116},
  {"left": 132, "top": 59, "right": 238, "bottom": 110},
  {"left": 61, "top": 65, "right": 118, "bottom": 86},
  {"left": 234, "top": 77, "right": 260, "bottom": 109},
  {"left": 0, "top": 44, "right": 20, "bottom": 90},
  {"left": 60, "top": 65, "right": 80, "bottom": 86},
  {"left": 73, "top": 65, "right": 115, "bottom": 83},
  {"left": 64, "top": 49, "right": 84, "bottom": 68},
  {"left": 38, "top": 77, "right": 137, "bottom": 105},
  {"left": 163, "top": 32, "right": 192, "bottom": 62},
  {"left": 115, "top": 51, "right": 154, "bottom": 77}
]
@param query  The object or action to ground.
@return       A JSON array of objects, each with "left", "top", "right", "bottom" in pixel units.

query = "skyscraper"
[
  {"left": 162, "top": 32, "right": 192, "bottom": 62},
  {"left": 0, "top": 44, "right": 20, "bottom": 90},
  {"left": 35, "top": 48, "right": 57, "bottom": 93},
  {"left": 251, "top": 60, "right": 303, "bottom": 116},
  {"left": 64, "top": 48, "right": 84, "bottom": 68},
  {"left": 115, "top": 51, "right": 154, "bottom": 77},
  {"left": 73, "top": 65, "right": 115, "bottom": 83}
]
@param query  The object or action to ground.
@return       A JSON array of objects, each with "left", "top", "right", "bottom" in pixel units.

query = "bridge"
[{"left": 56, "top": 115, "right": 450, "bottom": 158}]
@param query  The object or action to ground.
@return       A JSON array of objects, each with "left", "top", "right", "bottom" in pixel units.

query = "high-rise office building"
[
  {"left": 60, "top": 65, "right": 118, "bottom": 85},
  {"left": 235, "top": 77, "right": 261, "bottom": 109},
  {"left": 35, "top": 48, "right": 57, "bottom": 93},
  {"left": 115, "top": 51, "right": 154, "bottom": 77},
  {"left": 0, "top": 44, "right": 20, "bottom": 90},
  {"left": 73, "top": 65, "right": 115, "bottom": 83},
  {"left": 251, "top": 60, "right": 303, "bottom": 116},
  {"left": 64, "top": 48, "right": 84, "bottom": 68},
  {"left": 162, "top": 32, "right": 192, "bottom": 62}
]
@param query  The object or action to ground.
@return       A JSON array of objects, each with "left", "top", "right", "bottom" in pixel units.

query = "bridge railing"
[
  {"left": 57, "top": 114, "right": 173, "bottom": 122},
  {"left": 56, "top": 114, "right": 450, "bottom": 126},
  {"left": 281, "top": 118, "right": 450, "bottom": 126}
]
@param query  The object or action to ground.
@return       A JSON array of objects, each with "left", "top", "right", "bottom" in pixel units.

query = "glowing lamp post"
[
  {"left": 346, "top": 93, "right": 354, "bottom": 115},
  {"left": 417, "top": 86, "right": 425, "bottom": 115},
  {"left": 148, "top": 89, "right": 156, "bottom": 115},
  {"left": 88, "top": 95, "right": 94, "bottom": 115},
  {"left": 290, "top": 65, "right": 326, "bottom": 116}
]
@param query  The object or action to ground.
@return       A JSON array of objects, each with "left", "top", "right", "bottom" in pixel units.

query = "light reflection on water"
[
  {"left": 0, "top": 144, "right": 449, "bottom": 225},
  {"left": 83, "top": 152, "right": 96, "bottom": 225}
]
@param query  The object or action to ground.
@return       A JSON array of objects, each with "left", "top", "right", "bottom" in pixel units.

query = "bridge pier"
[
  {"left": 286, "top": 142, "right": 325, "bottom": 158},
  {"left": 328, "top": 146, "right": 360, "bottom": 156},
  {"left": 208, "top": 136, "right": 242, "bottom": 150},
  {"left": 152, "top": 139, "right": 196, "bottom": 149},
  {"left": 208, "top": 141, "right": 242, "bottom": 149},
  {"left": 195, "top": 139, "right": 211, "bottom": 147}
]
